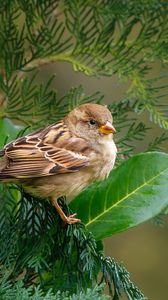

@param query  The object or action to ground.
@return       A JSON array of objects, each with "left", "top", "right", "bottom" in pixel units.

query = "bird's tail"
[
  {"left": 0, "top": 168, "right": 13, "bottom": 181},
  {"left": 0, "top": 149, "right": 16, "bottom": 181},
  {"left": 0, "top": 149, "right": 4, "bottom": 157},
  {"left": 0, "top": 166, "right": 5, "bottom": 181},
  {"left": 0, "top": 149, "right": 7, "bottom": 181}
]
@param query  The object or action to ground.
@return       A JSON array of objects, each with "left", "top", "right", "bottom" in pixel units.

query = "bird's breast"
[{"left": 90, "top": 138, "right": 117, "bottom": 181}]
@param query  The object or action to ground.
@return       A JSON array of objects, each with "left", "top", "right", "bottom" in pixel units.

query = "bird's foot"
[
  {"left": 65, "top": 213, "right": 81, "bottom": 224},
  {"left": 51, "top": 198, "right": 81, "bottom": 225}
]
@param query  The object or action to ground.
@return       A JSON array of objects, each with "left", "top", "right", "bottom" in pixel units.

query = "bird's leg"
[{"left": 51, "top": 197, "right": 81, "bottom": 224}]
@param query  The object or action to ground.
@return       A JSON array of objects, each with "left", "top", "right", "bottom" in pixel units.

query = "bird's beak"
[{"left": 99, "top": 121, "right": 116, "bottom": 135}]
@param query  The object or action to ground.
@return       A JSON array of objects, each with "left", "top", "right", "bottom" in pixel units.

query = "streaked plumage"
[{"left": 0, "top": 103, "right": 117, "bottom": 224}]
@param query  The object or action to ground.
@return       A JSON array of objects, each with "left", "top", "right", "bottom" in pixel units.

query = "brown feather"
[{"left": 0, "top": 122, "right": 89, "bottom": 180}]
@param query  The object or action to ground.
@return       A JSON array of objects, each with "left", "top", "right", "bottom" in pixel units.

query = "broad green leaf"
[
  {"left": 70, "top": 152, "right": 168, "bottom": 240},
  {"left": 0, "top": 118, "right": 24, "bottom": 203},
  {"left": 0, "top": 118, "right": 23, "bottom": 148}
]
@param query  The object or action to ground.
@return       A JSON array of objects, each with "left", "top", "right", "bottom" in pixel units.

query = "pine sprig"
[
  {"left": 0, "top": 0, "right": 168, "bottom": 131},
  {"left": 0, "top": 280, "right": 109, "bottom": 300},
  {"left": 0, "top": 190, "right": 146, "bottom": 300},
  {"left": 127, "top": 75, "right": 168, "bottom": 129},
  {"left": 1, "top": 0, "right": 165, "bottom": 80},
  {"left": 100, "top": 257, "right": 146, "bottom": 300},
  {"left": 0, "top": 5, "right": 26, "bottom": 78},
  {"left": 147, "top": 132, "right": 168, "bottom": 151},
  {"left": 0, "top": 184, "right": 19, "bottom": 271},
  {"left": 1, "top": 75, "right": 102, "bottom": 127},
  {"left": 109, "top": 100, "right": 150, "bottom": 160}
]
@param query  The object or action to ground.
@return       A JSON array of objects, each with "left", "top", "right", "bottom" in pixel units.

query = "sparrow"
[{"left": 0, "top": 103, "right": 117, "bottom": 224}]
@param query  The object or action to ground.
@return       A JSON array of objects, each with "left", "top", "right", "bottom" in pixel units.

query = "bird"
[{"left": 0, "top": 103, "right": 117, "bottom": 224}]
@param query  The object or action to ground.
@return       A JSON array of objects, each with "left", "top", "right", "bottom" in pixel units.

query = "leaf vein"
[{"left": 86, "top": 166, "right": 168, "bottom": 227}]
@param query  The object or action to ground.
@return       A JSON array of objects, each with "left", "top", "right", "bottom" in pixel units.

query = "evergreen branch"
[
  {"left": 147, "top": 132, "right": 168, "bottom": 151},
  {"left": 0, "top": 190, "right": 146, "bottom": 299},
  {"left": 109, "top": 100, "right": 150, "bottom": 160},
  {"left": 1, "top": 75, "right": 102, "bottom": 128},
  {"left": 146, "top": 103, "right": 168, "bottom": 129},
  {"left": 127, "top": 74, "right": 168, "bottom": 129},
  {"left": 116, "top": 122, "right": 149, "bottom": 158},
  {"left": 0, "top": 184, "right": 19, "bottom": 270},
  {"left": 24, "top": 52, "right": 99, "bottom": 76},
  {"left": 100, "top": 257, "right": 146, "bottom": 300},
  {"left": 0, "top": 280, "right": 109, "bottom": 300},
  {"left": 0, "top": 0, "right": 168, "bottom": 80}
]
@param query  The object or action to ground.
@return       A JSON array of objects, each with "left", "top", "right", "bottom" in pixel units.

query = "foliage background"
[{"left": 0, "top": 1, "right": 168, "bottom": 299}]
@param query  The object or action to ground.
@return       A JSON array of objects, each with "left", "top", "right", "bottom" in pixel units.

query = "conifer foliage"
[{"left": 0, "top": 1, "right": 168, "bottom": 299}]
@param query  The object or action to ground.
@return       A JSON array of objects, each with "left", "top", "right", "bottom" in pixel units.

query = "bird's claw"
[{"left": 65, "top": 213, "right": 81, "bottom": 224}]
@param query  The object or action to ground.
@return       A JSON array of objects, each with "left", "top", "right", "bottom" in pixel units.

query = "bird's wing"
[{"left": 0, "top": 122, "right": 89, "bottom": 179}]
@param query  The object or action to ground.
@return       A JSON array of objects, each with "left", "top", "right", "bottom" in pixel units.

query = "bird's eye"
[{"left": 89, "top": 119, "right": 97, "bottom": 125}]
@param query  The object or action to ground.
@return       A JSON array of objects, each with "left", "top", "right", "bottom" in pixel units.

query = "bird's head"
[{"left": 64, "top": 103, "right": 116, "bottom": 143}]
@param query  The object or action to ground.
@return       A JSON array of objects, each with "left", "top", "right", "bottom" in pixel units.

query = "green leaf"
[
  {"left": 0, "top": 118, "right": 23, "bottom": 148},
  {"left": 70, "top": 152, "right": 168, "bottom": 240}
]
